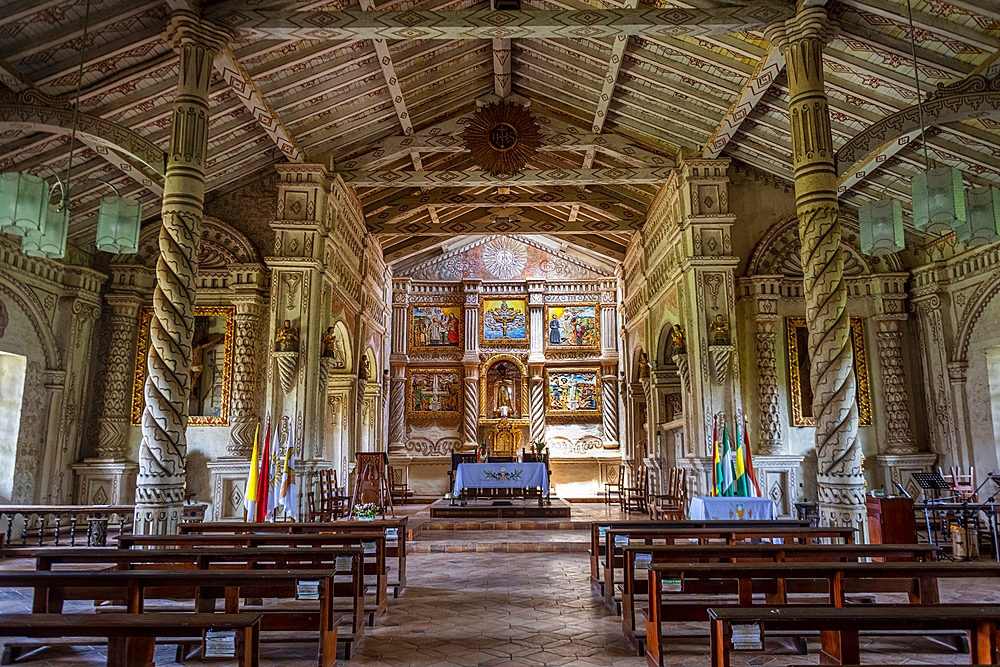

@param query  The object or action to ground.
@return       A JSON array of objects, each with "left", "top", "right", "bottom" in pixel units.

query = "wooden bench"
[
  {"left": 0, "top": 568, "right": 340, "bottom": 667},
  {"left": 0, "top": 612, "right": 262, "bottom": 667},
  {"left": 603, "top": 525, "right": 857, "bottom": 612},
  {"left": 645, "top": 560, "right": 1000, "bottom": 667},
  {"left": 618, "top": 543, "right": 940, "bottom": 654},
  {"left": 33, "top": 545, "right": 366, "bottom": 656},
  {"left": 116, "top": 530, "right": 390, "bottom": 621},
  {"left": 180, "top": 518, "right": 409, "bottom": 596},
  {"left": 708, "top": 605, "right": 1000, "bottom": 667},
  {"left": 588, "top": 520, "right": 810, "bottom": 590}
]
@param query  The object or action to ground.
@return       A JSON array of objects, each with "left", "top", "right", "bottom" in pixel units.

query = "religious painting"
[
  {"left": 409, "top": 304, "right": 462, "bottom": 351},
  {"left": 406, "top": 368, "right": 463, "bottom": 418},
  {"left": 786, "top": 316, "right": 872, "bottom": 428},
  {"left": 545, "top": 368, "right": 601, "bottom": 417},
  {"left": 131, "top": 306, "right": 235, "bottom": 426},
  {"left": 544, "top": 304, "right": 599, "bottom": 351},
  {"left": 481, "top": 299, "right": 527, "bottom": 346}
]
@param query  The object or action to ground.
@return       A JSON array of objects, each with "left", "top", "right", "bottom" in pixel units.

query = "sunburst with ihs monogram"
[{"left": 462, "top": 102, "right": 542, "bottom": 175}]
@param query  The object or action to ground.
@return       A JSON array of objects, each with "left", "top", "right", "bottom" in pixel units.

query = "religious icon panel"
[
  {"left": 407, "top": 368, "right": 463, "bottom": 418},
  {"left": 131, "top": 305, "right": 234, "bottom": 426},
  {"left": 409, "top": 305, "right": 462, "bottom": 351},
  {"left": 543, "top": 304, "right": 599, "bottom": 351},
  {"left": 545, "top": 368, "right": 601, "bottom": 417},
  {"left": 482, "top": 299, "right": 527, "bottom": 346}
]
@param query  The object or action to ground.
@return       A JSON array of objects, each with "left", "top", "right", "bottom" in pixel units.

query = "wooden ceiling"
[{"left": 1, "top": 0, "right": 998, "bottom": 267}]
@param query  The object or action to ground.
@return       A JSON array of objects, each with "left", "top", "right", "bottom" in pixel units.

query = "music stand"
[{"left": 914, "top": 472, "right": 952, "bottom": 546}]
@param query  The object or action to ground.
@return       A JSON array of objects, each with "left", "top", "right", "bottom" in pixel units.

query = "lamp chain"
[
  {"left": 905, "top": 0, "right": 931, "bottom": 172},
  {"left": 63, "top": 0, "right": 92, "bottom": 210}
]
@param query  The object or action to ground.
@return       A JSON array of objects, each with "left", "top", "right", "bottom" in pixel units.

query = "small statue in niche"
[
  {"left": 495, "top": 374, "right": 516, "bottom": 418},
  {"left": 708, "top": 314, "right": 730, "bottom": 345},
  {"left": 322, "top": 327, "right": 346, "bottom": 367},
  {"left": 671, "top": 324, "right": 686, "bottom": 353},
  {"left": 638, "top": 350, "right": 650, "bottom": 378},
  {"left": 359, "top": 355, "right": 371, "bottom": 382},
  {"left": 275, "top": 319, "right": 299, "bottom": 352}
]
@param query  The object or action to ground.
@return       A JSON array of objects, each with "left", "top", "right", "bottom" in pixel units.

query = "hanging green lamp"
[
  {"left": 96, "top": 195, "right": 141, "bottom": 254},
  {"left": 956, "top": 185, "right": 1000, "bottom": 247},
  {"left": 0, "top": 172, "right": 49, "bottom": 237},
  {"left": 21, "top": 202, "right": 68, "bottom": 259},
  {"left": 859, "top": 196, "right": 904, "bottom": 256},
  {"left": 911, "top": 166, "right": 965, "bottom": 235}
]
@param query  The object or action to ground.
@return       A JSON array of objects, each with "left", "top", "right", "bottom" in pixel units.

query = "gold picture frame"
[
  {"left": 406, "top": 367, "right": 463, "bottom": 419},
  {"left": 481, "top": 298, "right": 528, "bottom": 347},
  {"left": 408, "top": 304, "right": 463, "bottom": 352},
  {"left": 543, "top": 303, "right": 600, "bottom": 352},
  {"left": 786, "top": 316, "right": 872, "bottom": 428},
  {"left": 544, "top": 367, "right": 602, "bottom": 418},
  {"left": 131, "top": 305, "right": 235, "bottom": 426}
]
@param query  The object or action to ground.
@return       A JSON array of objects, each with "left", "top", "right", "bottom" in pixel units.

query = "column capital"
[
  {"left": 164, "top": 11, "right": 232, "bottom": 54},
  {"left": 764, "top": 6, "right": 839, "bottom": 53},
  {"left": 104, "top": 293, "right": 144, "bottom": 318}
]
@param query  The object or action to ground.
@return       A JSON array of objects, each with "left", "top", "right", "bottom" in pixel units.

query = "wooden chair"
[
  {"left": 949, "top": 466, "right": 978, "bottom": 501},
  {"left": 388, "top": 466, "right": 413, "bottom": 505},
  {"left": 622, "top": 465, "right": 648, "bottom": 514},
  {"left": 316, "top": 469, "right": 346, "bottom": 520},
  {"left": 604, "top": 465, "right": 622, "bottom": 507},
  {"left": 650, "top": 467, "right": 686, "bottom": 520}
]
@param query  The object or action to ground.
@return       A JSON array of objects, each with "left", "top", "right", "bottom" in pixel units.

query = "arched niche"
[{"left": 478, "top": 353, "right": 528, "bottom": 419}]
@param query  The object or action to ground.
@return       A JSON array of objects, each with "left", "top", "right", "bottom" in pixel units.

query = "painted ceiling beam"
[
  {"left": 344, "top": 166, "right": 672, "bottom": 187},
  {"left": 213, "top": 48, "right": 307, "bottom": 162},
  {"left": 364, "top": 188, "right": 624, "bottom": 215},
  {"left": 837, "top": 0, "right": 999, "bottom": 52},
  {"left": 211, "top": 4, "right": 797, "bottom": 42},
  {"left": 493, "top": 38, "right": 512, "bottom": 98},
  {"left": 368, "top": 207, "right": 640, "bottom": 235}
]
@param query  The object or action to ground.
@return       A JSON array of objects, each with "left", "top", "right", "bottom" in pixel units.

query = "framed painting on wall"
[
  {"left": 786, "top": 316, "right": 872, "bottom": 427},
  {"left": 131, "top": 305, "right": 235, "bottom": 426},
  {"left": 406, "top": 368, "right": 463, "bottom": 418},
  {"left": 409, "top": 304, "right": 462, "bottom": 351},
  {"left": 544, "top": 368, "right": 601, "bottom": 417},
  {"left": 481, "top": 299, "right": 527, "bottom": 346},
  {"left": 543, "top": 303, "right": 599, "bottom": 351}
]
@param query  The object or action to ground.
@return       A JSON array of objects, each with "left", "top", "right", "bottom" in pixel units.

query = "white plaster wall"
[
  {"left": 0, "top": 352, "right": 26, "bottom": 503},
  {"left": 964, "top": 298, "right": 1000, "bottom": 480}
]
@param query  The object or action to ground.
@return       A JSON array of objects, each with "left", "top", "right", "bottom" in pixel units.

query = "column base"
[
  {"left": 72, "top": 459, "right": 138, "bottom": 505},
  {"left": 132, "top": 502, "right": 182, "bottom": 535},
  {"left": 870, "top": 453, "right": 937, "bottom": 501}
]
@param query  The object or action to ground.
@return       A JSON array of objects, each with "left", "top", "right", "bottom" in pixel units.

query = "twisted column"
[
  {"left": 135, "top": 13, "right": 230, "bottom": 535},
  {"left": 601, "top": 373, "right": 619, "bottom": 448},
  {"left": 227, "top": 298, "right": 261, "bottom": 457},
  {"left": 767, "top": 8, "right": 863, "bottom": 527},
  {"left": 388, "top": 373, "right": 406, "bottom": 454},
  {"left": 875, "top": 319, "right": 917, "bottom": 455},
  {"left": 463, "top": 377, "right": 479, "bottom": 445},
  {"left": 96, "top": 296, "right": 142, "bottom": 459},
  {"left": 529, "top": 374, "right": 545, "bottom": 444},
  {"left": 755, "top": 320, "right": 784, "bottom": 455}
]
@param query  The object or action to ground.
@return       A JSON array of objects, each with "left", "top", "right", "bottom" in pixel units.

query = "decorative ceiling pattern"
[{"left": 0, "top": 0, "right": 999, "bottom": 265}]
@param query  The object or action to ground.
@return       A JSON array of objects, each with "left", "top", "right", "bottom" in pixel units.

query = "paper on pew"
[{"left": 335, "top": 555, "right": 354, "bottom": 571}]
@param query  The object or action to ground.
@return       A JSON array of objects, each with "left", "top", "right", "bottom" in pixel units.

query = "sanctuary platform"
[{"left": 428, "top": 498, "right": 572, "bottom": 519}]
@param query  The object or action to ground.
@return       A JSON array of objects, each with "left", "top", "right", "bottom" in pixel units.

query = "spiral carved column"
[
  {"left": 755, "top": 321, "right": 784, "bottom": 455},
  {"left": 463, "top": 378, "right": 479, "bottom": 446},
  {"left": 529, "top": 374, "right": 545, "bottom": 444},
  {"left": 601, "top": 374, "right": 619, "bottom": 448},
  {"left": 134, "top": 13, "right": 231, "bottom": 536},
  {"left": 227, "top": 299, "right": 261, "bottom": 457},
  {"left": 767, "top": 8, "right": 863, "bottom": 527},
  {"left": 388, "top": 374, "right": 406, "bottom": 454},
  {"left": 96, "top": 297, "right": 142, "bottom": 459},
  {"left": 875, "top": 319, "right": 917, "bottom": 455}
]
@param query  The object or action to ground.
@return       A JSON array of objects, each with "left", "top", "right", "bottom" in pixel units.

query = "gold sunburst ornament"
[{"left": 462, "top": 102, "right": 542, "bottom": 176}]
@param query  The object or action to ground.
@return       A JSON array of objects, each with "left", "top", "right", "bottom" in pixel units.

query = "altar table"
[
  {"left": 688, "top": 496, "right": 776, "bottom": 521},
  {"left": 453, "top": 462, "right": 549, "bottom": 496}
]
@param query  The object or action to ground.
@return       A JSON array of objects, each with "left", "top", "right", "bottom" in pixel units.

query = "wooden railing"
[{"left": 0, "top": 504, "right": 206, "bottom": 548}]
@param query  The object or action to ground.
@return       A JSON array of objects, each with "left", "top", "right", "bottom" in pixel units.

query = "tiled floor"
[{"left": 0, "top": 501, "right": 993, "bottom": 666}]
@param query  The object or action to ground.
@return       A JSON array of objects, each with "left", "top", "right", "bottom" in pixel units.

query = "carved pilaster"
[
  {"left": 874, "top": 318, "right": 917, "bottom": 455},
  {"left": 528, "top": 281, "right": 545, "bottom": 363},
  {"left": 228, "top": 297, "right": 262, "bottom": 457},
  {"left": 755, "top": 319, "right": 784, "bottom": 455},
  {"left": 766, "top": 8, "right": 863, "bottom": 529},
  {"left": 96, "top": 295, "right": 142, "bottom": 460},
  {"left": 135, "top": 12, "right": 231, "bottom": 536}
]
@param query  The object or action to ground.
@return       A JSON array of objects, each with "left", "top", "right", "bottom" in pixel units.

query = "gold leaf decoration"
[{"left": 462, "top": 102, "right": 542, "bottom": 175}]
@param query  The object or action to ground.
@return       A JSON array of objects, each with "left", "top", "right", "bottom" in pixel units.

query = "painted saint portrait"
[
  {"left": 409, "top": 305, "right": 462, "bottom": 351},
  {"left": 482, "top": 299, "right": 527, "bottom": 345},
  {"left": 545, "top": 369, "right": 601, "bottom": 416},
  {"left": 544, "top": 304, "right": 599, "bottom": 351},
  {"left": 407, "top": 369, "right": 463, "bottom": 418}
]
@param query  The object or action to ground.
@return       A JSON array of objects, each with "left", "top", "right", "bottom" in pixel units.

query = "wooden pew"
[
  {"left": 0, "top": 569, "right": 340, "bottom": 667},
  {"left": 618, "top": 543, "right": 940, "bottom": 654},
  {"left": 588, "top": 520, "right": 810, "bottom": 590},
  {"left": 33, "top": 546, "right": 366, "bottom": 656},
  {"left": 116, "top": 530, "right": 390, "bottom": 622},
  {"left": 0, "top": 612, "right": 262, "bottom": 667},
  {"left": 645, "top": 560, "right": 1000, "bottom": 667},
  {"left": 708, "top": 605, "right": 1000, "bottom": 667},
  {"left": 179, "top": 519, "right": 409, "bottom": 596},
  {"left": 603, "top": 526, "right": 856, "bottom": 612}
]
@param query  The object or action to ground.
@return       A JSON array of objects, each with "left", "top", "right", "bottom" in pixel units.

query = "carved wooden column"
[
  {"left": 135, "top": 13, "right": 230, "bottom": 535},
  {"left": 96, "top": 294, "right": 143, "bottom": 459},
  {"left": 388, "top": 279, "right": 409, "bottom": 455},
  {"left": 601, "top": 369, "right": 620, "bottom": 449},
  {"left": 767, "top": 8, "right": 864, "bottom": 528},
  {"left": 228, "top": 294, "right": 263, "bottom": 457},
  {"left": 755, "top": 318, "right": 784, "bottom": 455},
  {"left": 462, "top": 281, "right": 482, "bottom": 447},
  {"left": 529, "top": 364, "right": 545, "bottom": 444},
  {"left": 874, "top": 318, "right": 917, "bottom": 455}
]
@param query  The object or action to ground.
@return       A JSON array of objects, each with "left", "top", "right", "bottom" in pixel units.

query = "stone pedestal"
[
  {"left": 751, "top": 454, "right": 806, "bottom": 518},
  {"left": 871, "top": 453, "right": 937, "bottom": 501},
  {"left": 73, "top": 460, "right": 139, "bottom": 505},
  {"left": 207, "top": 458, "right": 251, "bottom": 521}
]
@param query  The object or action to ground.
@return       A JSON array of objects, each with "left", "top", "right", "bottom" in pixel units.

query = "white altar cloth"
[
  {"left": 687, "top": 496, "right": 776, "bottom": 521},
  {"left": 453, "top": 462, "right": 549, "bottom": 495}
]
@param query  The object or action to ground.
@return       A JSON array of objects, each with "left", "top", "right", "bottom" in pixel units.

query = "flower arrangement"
[
  {"left": 531, "top": 440, "right": 546, "bottom": 455},
  {"left": 352, "top": 502, "right": 377, "bottom": 521}
]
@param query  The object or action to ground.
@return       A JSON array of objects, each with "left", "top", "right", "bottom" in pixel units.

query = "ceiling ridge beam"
[
  {"left": 344, "top": 166, "right": 672, "bottom": 187},
  {"left": 493, "top": 38, "right": 511, "bottom": 98}
]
